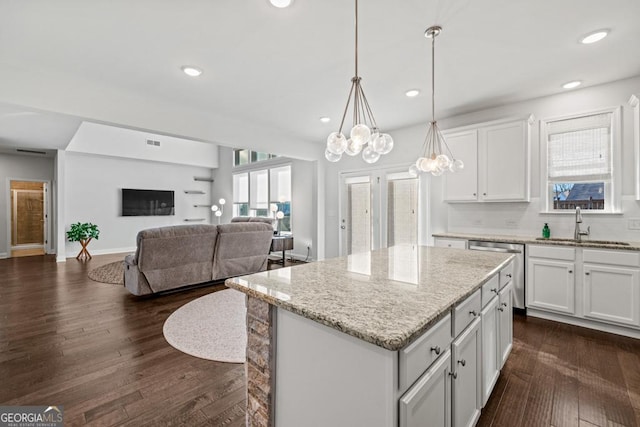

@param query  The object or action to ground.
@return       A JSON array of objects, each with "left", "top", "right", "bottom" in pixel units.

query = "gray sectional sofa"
[{"left": 124, "top": 221, "right": 274, "bottom": 295}]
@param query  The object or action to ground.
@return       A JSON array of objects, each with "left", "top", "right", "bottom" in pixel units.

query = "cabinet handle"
[
  {"left": 498, "top": 307, "right": 504, "bottom": 312},
  {"left": 473, "top": 193, "right": 477, "bottom": 196},
  {"left": 506, "top": 274, "right": 512, "bottom": 278},
  {"left": 568, "top": 270, "right": 573, "bottom": 274},
  {"left": 502, "top": 302, "right": 508, "bottom": 307},
  {"left": 491, "top": 288, "right": 498, "bottom": 294},
  {"left": 469, "top": 310, "right": 478, "bottom": 317},
  {"left": 585, "top": 272, "right": 590, "bottom": 275},
  {"left": 483, "top": 192, "right": 487, "bottom": 196},
  {"left": 430, "top": 346, "right": 441, "bottom": 355},
  {"left": 449, "top": 372, "right": 458, "bottom": 379},
  {"left": 457, "top": 359, "right": 466, "bottom": 367}
]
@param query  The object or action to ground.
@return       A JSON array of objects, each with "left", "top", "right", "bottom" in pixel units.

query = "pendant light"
[
  {"left": 409, "top": 26, "right": 463, "bottom": 177},
  {"left": 325, "top": 0, "right": 394, "bottom": 164}
]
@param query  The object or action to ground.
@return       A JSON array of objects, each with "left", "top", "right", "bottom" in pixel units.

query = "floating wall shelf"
[
  {"left": 193, "top": 204, "right": 211, "bottom": 208},
  {"left": 184, "top": 218, "right": 206, "bottom": 222},
  {"left": 184, "top": 190, "right": 205, "bottom": 194},
  {"left": 194, "top": 177, "right": 215, "bottom": 182}
]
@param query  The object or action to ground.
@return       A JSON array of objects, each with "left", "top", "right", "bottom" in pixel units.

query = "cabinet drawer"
[
  {"left": 500, "top": 262, "right": 514, "bottom": 289},
  {"left": 528, "top": 245, "right": 575, "bottom": 261},
  {"left": 453, "top": 289, "right": 482, "bottom": 338},
  {"left": 399, "top": 313, "right": 452, "bottom": 393},
  {"left": 583, "top": 249, "right": 640, "bottom": 267},
  {"left": 434, "top": 238, "right": 467, "bottom": 249},
  {"left": 481, "top": 275, "right": 500, "bottom": 308}
]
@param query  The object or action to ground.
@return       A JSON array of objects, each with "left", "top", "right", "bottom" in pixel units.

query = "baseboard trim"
[
  {"left": 527, "top": 308, "right": 640, "bottom": 340},
  {"left": 65, "top": 246, "right": 136, "bottom": 259},
  {"left": 0, "top": 252, "right": 8, "bottom": 259}
]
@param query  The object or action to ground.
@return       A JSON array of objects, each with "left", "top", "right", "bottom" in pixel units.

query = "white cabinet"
[
  {"left": 443, "top": 130, "right": 478, "bottom": 202},
  {"left": 480, "top": 295, "right": 499, "bottom": 407},
  {"left": 451, "top": 317, "right": 482, "bottom": 427},
  {"left": 434, "top": 237, "right": 467, "bottom": 250},
  {"left": 527, "top": 246, "right": 576, "bottom": 315},
  {"left": 582, "top": 248, "right": 640, "bottom": 328},
  {"left": 498, "top": 281, "right": 513, "bottom": 368},
  {"left": 399, "top": 350, "right": 452, "bottom": 427},
  {"left": 444, "top": 116, "right": 532, "bottom": 203}
]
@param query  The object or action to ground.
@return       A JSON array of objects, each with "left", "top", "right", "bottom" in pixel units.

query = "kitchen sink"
[{"left": 535, "top": 237, "right": 630, "bottom": 246}]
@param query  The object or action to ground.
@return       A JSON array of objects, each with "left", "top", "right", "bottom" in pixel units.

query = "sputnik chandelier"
[
  {"left": 324, "top": 0, "right": 394, "bottom": 164},
  {"left": 409, "top": 26, "right": 463, "bottom": 177}
]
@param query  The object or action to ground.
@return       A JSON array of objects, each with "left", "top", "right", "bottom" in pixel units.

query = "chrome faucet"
[{"left": 574, "top": 207, "right": 590, "bottom": 241}]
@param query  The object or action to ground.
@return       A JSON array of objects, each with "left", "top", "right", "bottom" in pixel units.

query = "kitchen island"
[{"left": 226, "top": 245, "right": 514, "bottom": 427}]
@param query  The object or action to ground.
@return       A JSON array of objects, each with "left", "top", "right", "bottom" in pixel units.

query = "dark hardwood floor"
[{"left": 1, "top": 254, "right": 639, "bottom": 426}]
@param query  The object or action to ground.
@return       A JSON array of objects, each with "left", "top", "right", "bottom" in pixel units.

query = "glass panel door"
[
  {"left": 387, "top": 177, "right": 418, "bottom": 247},
  {"left": 341, "top": 175, "right": 372, "bottom": 256}
]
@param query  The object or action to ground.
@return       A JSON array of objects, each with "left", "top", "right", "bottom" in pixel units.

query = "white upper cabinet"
[
  {"left": 443, "top": 115, "right": 533, "bottom": 203},
  {"left": 443, "top": 130, "right": 478, "bottom": 202}
]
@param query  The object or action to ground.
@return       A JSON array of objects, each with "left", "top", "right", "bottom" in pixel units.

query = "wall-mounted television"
[{"left": 122, "top": 189, "right": 175, "bottom": 216}]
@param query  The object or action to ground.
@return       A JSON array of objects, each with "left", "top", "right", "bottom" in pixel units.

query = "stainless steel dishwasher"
[{"left": 468, "top": 240, "right": 526, "bottom": 312}]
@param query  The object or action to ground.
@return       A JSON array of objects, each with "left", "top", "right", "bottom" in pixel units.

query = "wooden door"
[{"left": 11, "top": 181, "right": 45, "bottom": 246}]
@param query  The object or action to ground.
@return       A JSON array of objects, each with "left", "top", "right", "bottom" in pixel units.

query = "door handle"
[{"left": 340, "top": 225, "right": 346, "bottom": 229}]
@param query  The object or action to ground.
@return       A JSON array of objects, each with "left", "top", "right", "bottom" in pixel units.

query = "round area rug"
[
  {"left": 88, "top": 261, "right": 124, "bottom": 285},
  {"left": 163, "top": 289, "right": 247, "bottom": 363}
]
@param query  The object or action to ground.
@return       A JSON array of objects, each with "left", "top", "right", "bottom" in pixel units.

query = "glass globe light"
[
  {"left": 276, "top": 211, "right": 285, "bottom": 219},
  {"left": 432, "top": 166, "right": 444, "bottom": 177},
  {"left": 436, "top": 154, "right": 451, "bottom": 170},
  {"left": 325, "top": 148, "right": 341, "bottom": 162},
  {"left": 326, "top": 132, "right": 347, "bottom": 155},
  {"left": 219, "top": 198, "right": 226, "bottom": 205},
  {"left": 371, "top": 132, "right": 384, "bottom": 153},
  {"left": 211, "top": 205, "right": 219, "bottom": 212},
  {"left": 416, "top": 157, "right": 429, "bottom": 172},
  {"left": 344, "top": 138, "right": 363, "bottom": 156},
  {"left": 215, "top": 210, "right": 222, "bottom": 217},
  {"left": 378, "top": 133, "right": 394, "bottom": 155},
  {"left": 408, "top": 164, "right": 419, "bottom": 177},
  {"left": 450, "top": 159, "right": 465, "bottom": 172},
  {"left": 362, "top": 145, "right": 380, "bottom": 163},
  {"left": 350, "top": 124, "right": 372, "bottom": 146}
]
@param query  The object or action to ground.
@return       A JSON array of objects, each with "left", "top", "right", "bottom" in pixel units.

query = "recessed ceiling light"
[
  {"left": 319, "top": 117, "right": 331, "bottom": 123},
  {"left": 181, "top": 66, "right": 203, "bottom": 77},
  {"left": 269, "top": 0, "right": 293, "bottom": 8},
  {"left": 580, "top": 30, "right": 609, "bottom": 44},
  {"left": 562, "top": 80, "right": 582, "bottom": 89},
  {"left": 405, "top": 89, "right": 420, "bottom": 98}
]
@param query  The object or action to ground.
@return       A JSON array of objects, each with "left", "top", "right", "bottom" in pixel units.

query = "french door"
[{"left": 339, "top": 168, "right": 422, "bottom": 256}]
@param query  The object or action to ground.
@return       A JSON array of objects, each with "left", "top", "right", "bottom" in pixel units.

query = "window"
[
  {"left": 232, "top": 165, "right": 292, "bottom": 232},
  {"left": 542, "top": 108, "right": 620, "bottom": 212},
  {"left": 233, "top": 149, "right": 278, "bottom": 167}
]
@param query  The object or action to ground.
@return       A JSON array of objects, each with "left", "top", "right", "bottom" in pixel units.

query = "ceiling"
[{"left": 0, "top": 0, "right": 639, "bottom": 153}]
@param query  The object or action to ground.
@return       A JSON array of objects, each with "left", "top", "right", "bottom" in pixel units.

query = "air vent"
[
  {"left": 146, "top": 139, "right": 161, "bottom": 147},
  {"left": 17, "top": 149, "right": 47, "bottom": 155}
]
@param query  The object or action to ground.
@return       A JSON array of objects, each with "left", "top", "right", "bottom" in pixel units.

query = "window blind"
[
  {"left": 233, "top": 173, "right": 248, "bottom": 203},
  {"left": 249, "top": 169, "right": 269, "bottom": 209},
  {"left": 270, "top": 166, "right": 291, "bottom": 202},
  {"left": 547, "top": 113, "right": 612, "bottom": 181}
]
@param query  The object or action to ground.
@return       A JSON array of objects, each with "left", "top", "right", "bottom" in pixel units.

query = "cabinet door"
[
  {"left": 498, "top": 281, "right": 513, "bottom": 368},
  {"left": 480, "top": 295, "right": 500, "bottom": 407},
  {"left": 480, "top": 120, "right": 529, "bottom": 201},
  {"left": 399, "top": 350, "right": 451, "bottom": 427},
  {"left": 527, "top": 258, "right": 575, "bottom": 314},
  {"left": 443, "top": 130, "right": 478, "bottom": 202},
  {"left": 451, "top": 318, "right": 481, "bottom": 427},
  {"left": 583, "top": 264, "right": 640, "bottom": 327}
]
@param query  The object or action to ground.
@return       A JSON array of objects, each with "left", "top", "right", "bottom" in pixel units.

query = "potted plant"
[{"left": 67, "top": 222, "right": 100, "bottom": 260}]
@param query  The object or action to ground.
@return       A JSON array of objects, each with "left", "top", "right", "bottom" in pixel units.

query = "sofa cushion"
[
  {"left": 213, "top": 222, "right": 274, "bottom": 279},
  {"left": 231, "top": 216, "right": 275, "bottom": 225},
  {"left": 136, "top": 224, "right": 218, "bottom": 292}
]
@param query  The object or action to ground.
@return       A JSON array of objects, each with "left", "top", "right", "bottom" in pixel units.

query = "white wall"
[
  {"left": 63, "top": 152, "right": 214, "bottom": 257},
  {"left": 0, "top": 153, "right": 54, "bottom": 258},
  {"left": 321, "top": 75, "right": 640, "bottom": 257}
]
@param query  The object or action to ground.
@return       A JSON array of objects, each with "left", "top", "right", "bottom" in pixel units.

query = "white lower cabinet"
[
  {"left": 399, "top": 350, "right": 452, "bottom": 427},
  {"left": 527, "top": 252, "right": 575, "bottom": 314},
  {"left": 583, "top": 263, "right": 640, "bottom": 327},
  {"left": 480, "top": 296, "right": 499, "bottom": 407},
  {"left": 451, "top": 317, "right": 482, "bottom": 427},
  {"left": 498, "top": 281, "right": 513, "bottom": 368}
]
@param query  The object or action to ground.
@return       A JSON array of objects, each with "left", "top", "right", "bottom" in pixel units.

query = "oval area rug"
[
  {"left": 88, "top": 261, "right": 124, "bottom": 285},
  {"left": 163, "top": 289, "right": 247, "bottom": 363}
]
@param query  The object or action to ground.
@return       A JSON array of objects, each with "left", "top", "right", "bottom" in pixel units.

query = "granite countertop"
[
  {"left": 226, "top": 246, "right": 512, "bottom": 351},
  {"left": 433, "top": 232, "right": 640, "bottom": 251}
]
